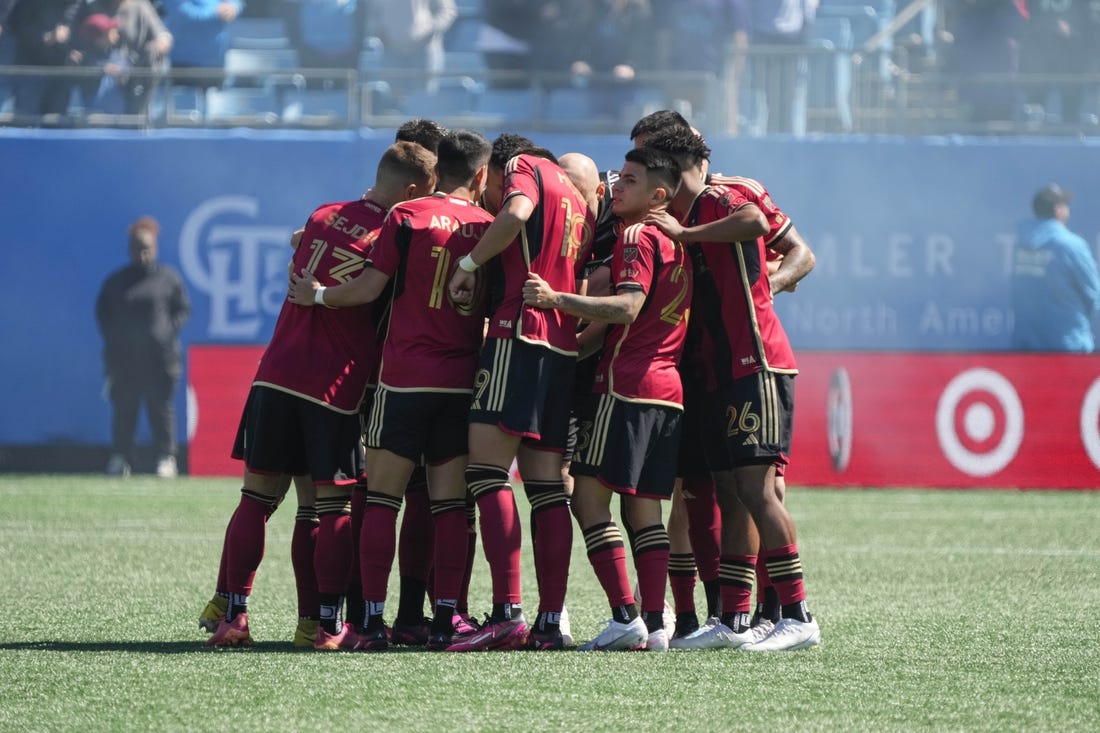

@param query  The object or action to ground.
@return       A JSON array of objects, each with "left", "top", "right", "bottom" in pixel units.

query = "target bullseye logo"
[
  {"left": 1080, "top": 377, "right": 1100, "bottom": 470},
  {"left": 936, "top": 368, "right": 1023, "bottom": 477},
  {"left": 826, "top": 367, "right": 852, "bottom": 472}
]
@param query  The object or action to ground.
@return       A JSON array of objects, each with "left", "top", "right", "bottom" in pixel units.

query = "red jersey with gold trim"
[
  {"left": 707, "top": 173, "right": 792, "bottom": 248},
  {"left": 683, "top": 185, "right": 797, "bottom": 384},
  {"left": 254, "top": 198, "right": 387, "bottom": 413},
  {"left": 369, "top": 193, "right": 495, "bottom": 391},
  {"left": 486, "top": 154, "right": 594, "bottom": 354},
  {"left": 594, "top": 222, "right": 691, "bottom": 407}
]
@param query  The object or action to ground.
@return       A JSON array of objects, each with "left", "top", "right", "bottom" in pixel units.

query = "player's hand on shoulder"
[
  {"left": 644, "top": 210, "right": 684, "bottom": 241},
  {"left": 287, "top": 268, "right": 321, "bottom": 306}
]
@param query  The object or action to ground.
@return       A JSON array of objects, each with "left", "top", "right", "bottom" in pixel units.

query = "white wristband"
[
  {"left": 314, "top": 286, "right": 327, "bottom": 306},
  {"left": 457, "top": 254, "right": 480, "bottom": 272}
]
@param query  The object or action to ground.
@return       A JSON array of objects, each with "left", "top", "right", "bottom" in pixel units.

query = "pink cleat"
[{"left": 206, "top": 613, "right": 252, "bottom": 647}]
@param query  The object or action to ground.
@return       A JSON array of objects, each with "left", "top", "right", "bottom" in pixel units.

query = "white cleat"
[
  {"left": 750, "top": 618, "right": 776, "bottom": 643},
  {"left": 668, "top": 621, "right": 753, "bottom": 650},
  {"left": 578, "top": 617, "right": 648, "bottom": 651},
  {"left": 744, "top": 617, "right": 821, "bottom": 652},
  {"left": 644, "top": 628, "right": 669, "bottom": 652},
  {"left": 155, "top": 456, "right": 178, "bottom": 478},
  {"left": 559, "top": 605, "right": 573, "bottom": 647}
]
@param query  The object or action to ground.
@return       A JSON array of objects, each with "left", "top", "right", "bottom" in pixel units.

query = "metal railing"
[{"left": 2, "top": 52, "right": 1098, "bottom": 138}]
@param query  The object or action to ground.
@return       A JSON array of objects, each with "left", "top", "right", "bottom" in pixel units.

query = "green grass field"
[{"left": 1, "top": 476, "right": 1098, "bottom": 732}]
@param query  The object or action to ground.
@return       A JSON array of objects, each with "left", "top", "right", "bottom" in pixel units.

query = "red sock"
[
  {"left": 214, "top": 503, "right": 238, "bottom": 593},
  {"left": 585, "top": 528, "right": 634, "bottom": 608},
  {"left": 719, "top": 554, "right": 756, "bottom": 614},
  {"left": 683, "top": 475, "right": 721, "bottom": 583},
  {"left": 225, "top": 492, "right": 272, "bottom": 595},
  {"left": 291, "top": 506, "right": 319, "bottom": 619},
  {"left": 358, "top": 493, "right": 401, "bottom": 602},
  {"left": 348, "top": 486, "right": 367, "bottom": 589},
  {"left": 430, "top": 504, "right": 469, "bottom": 602},
  {"left": 459, "top": 500, "right": 477, "bottom": 612},
  {"left": 633, "top": 524, "right": 670, "bottom": 615},
  {"left": 314, "top": 500, "right": 353, "bottom": 596},
  {"left": 525, "top": 480, "right": 571, "bottom": 614},
  {"left": 764, "top": 544, "right": 806, "bottom": 606},
  {"left": 399, "top": 481, "right": 433, "bottom": 585},
  {"left": 467, "top": 464, "right": 522, "bottom": 605},
  {"left": 668, "top": 552, "right": 697, "bottom": 615}
]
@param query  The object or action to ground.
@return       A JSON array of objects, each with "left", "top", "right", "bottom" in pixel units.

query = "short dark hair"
[
  {"left": 395, "top": 118, "right": 448, "bottom": 153},
  {"left": 1032, "top": 183, "right": 1073, "bottom": 218},
  {"left": 630, "top": 109, "right": 690, "bottom": 141},
  {"left": 437, "top": 130, "right": 492, "bottom": 185},
  {"left": 490, "top": 133, "right": 557, "bottom": 169},
  {"left": 624, "top": 146, "right": 681, "bottom": 197},
  {"left": 643, "top": 126, "right": 711, "bottom": 170}
]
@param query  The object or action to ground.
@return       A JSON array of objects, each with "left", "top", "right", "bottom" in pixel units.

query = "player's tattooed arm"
[
  {"left": 768, "top": 225, "right": 816, "bottom": 295},
  {"left": 523, "top": 272, "right": 644, "bottom": 324}
]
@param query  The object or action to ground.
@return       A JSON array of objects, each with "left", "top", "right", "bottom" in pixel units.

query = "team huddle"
[{"left": 197, "top": 110, "right": 821, "bottom": 653}]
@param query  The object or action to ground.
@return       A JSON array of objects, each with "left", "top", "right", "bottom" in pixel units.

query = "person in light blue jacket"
[
  {"left": 162, "top": 0, "right": 242, "bottom": 86},
  {"left": 1011, "top": 184, "right": 1100, "bottom": 353}
]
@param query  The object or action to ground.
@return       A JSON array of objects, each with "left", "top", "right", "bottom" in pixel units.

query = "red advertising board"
[
  {"left": 188, "top": 346, "right": 1100, "bottom": 489},
  {"left": 790, "top": 352, "right": 1100, "bottom": 489},
  {"left": 188, "top": 345, "right": 264, "bottom": 477}
]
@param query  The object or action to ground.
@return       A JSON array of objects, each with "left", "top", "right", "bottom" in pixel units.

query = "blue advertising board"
[{"left": 1, "top": 128, "right": 1098, "bottom": 448}]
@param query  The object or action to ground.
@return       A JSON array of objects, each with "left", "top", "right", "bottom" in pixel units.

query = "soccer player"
[
  {"left": 523, "top": 145, "right": 690, "bottom": 652},
  {"left": 202, "top": 141, "right": 437, "bottom": 649},
  {"left": 636, "top": 114, "right": 816, "bottom": 641},
  {"left": 444, "top": 134, "right": 595, "bottom": 651},
  {"left": 645, "top": 127, "right": 821, "bottom": 652},
  {"left": 288, "top": 130, "right": 496, "bottom": 651}
]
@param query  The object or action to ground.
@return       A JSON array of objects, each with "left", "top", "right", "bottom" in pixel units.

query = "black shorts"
[
  {"left": 231, "top": 385, "right": 364, "bottom": 485},
  {"left": 676, "top": 380, "right": 710, "bottom": 479},
  {"left": 570, "top": 392, "right": 682, "bottom": 500},
  {"left": 365, "top": 386, "right": 469, "bottom": 464},
  {"left": 468, "top": 337, "right": 575, "bottom": 451},
  {"left": 700, "top": 371, "right": 794, "bottom": 471}
]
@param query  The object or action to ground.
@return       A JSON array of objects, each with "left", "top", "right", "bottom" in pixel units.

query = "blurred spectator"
[
  {"left": 373, "top": 0, "right": 456, "bottom": 98},
  {"left": 162, "top": 0, "right": 242, "bottom": 88},
  {"left": 282, "top": 0, "right": 365, "bottom": 75},
  {"left": 96, "top": 216, "right": 191, "bottom": 478},
  {"left": 478, "top": 0, "right": 540, "bottom": 88},
  {"left": 743, "top": 0, "right": 816, "bottom": 136},
  {"left": 72, "top": 0, "right": 173, "bottom": 115},
  {"left": 72, "top": 13, "right": 128, "bottom": 112},
  {"left": 652, "top": 0, "right": 749, "bottom": 130},
  {"left": 3, "top": 0, "right": 83, "bottom": 117},
  {"left": 942, "top": 0, "right": 1024, "bottom": 125},
  {"left": 555, "top": 0, "right": 655, "bottom": 116},
  {"left": 1011, "top": 184, "right": 1100, "bottom": 352},
  {"left": 1017, "top": 0, "right": 1100, "bottom": 126}
]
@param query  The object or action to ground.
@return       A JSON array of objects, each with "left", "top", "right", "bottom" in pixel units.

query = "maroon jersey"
[
  {"left": 369, "top": 193, "right": 495, "bottom": 391},
  {"left": 253, "top": 198, "right": 386, "bottom": 413},
  {"left": 486, "top": 154, "right": 594, "bottom": 354},
  {"left": 683, "top": 185, "right": 797, "bottom": 384},
  {"left": 707, "top": 173, "right": 792, "bottom": 247},
  {"left": 593, "top": 222, "right": 691, "bottom": 407}
]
